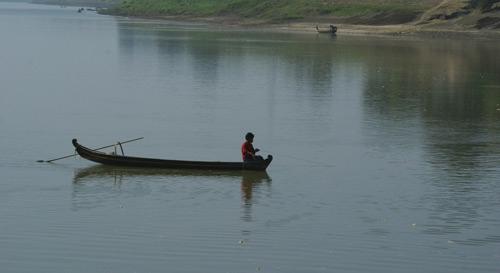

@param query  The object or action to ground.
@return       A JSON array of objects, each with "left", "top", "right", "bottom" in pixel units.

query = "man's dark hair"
[{"left": 245, "top": 132, "right": 254, "bottom": 141}]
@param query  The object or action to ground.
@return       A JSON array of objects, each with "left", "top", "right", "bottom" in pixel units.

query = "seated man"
[{"left": 241, "top": 132, "right": 263, "bottom": 162}]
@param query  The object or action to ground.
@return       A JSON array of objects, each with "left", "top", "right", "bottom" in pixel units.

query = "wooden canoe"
[
  {"left": 72, "top": 139, "right": 273, "bottom": 171},
  {"left": 316, "top": 25, "right": 337, "bottom": 34}
]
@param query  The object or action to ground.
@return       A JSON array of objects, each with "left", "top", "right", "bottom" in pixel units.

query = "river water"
[{"left": 1, "top": 2, "right": 500, "bottom": 272}]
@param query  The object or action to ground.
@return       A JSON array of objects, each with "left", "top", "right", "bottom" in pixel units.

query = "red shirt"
[{"left": 241, "top": 141, "right": 255, "bottom": 159}]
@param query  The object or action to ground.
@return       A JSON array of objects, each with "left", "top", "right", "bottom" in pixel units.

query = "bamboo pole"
[{"left": 38, "top": 137, "right": 144, "bottom": 163}]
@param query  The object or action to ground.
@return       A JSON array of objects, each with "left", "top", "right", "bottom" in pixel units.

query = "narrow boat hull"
[
  {"left": 72, "top": 139, "right": 272, "bottom": 171},
  {"left": 316, "top": 25, "right": 337, "bottom": 34}
]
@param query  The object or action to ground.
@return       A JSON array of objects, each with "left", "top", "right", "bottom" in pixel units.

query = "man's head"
[{"left": 245, "top": 132, "right": 254, "bottom": 141}]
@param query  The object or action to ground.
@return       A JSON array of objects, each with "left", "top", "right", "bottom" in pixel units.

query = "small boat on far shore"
[
  {"left": 72, "top": 139, "right": 273, "bottom": 171},
  {"left": 316, "top": 25, "right": 337, "bottom": 34}
]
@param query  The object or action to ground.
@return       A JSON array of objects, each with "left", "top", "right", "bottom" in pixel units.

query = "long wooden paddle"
[{"left": 38, "top": 137, "right": 144, "bottom": 163}]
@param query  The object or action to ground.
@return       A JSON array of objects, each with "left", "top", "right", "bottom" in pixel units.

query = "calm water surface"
[{"left": 1, "top": 2, "right": 500, "bottom": 272}]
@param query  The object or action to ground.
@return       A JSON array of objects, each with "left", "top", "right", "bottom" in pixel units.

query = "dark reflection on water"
[
  {"left": 240, "top": 171, "right": 272, "bottom": 222},
  {"left": 73, "top": 165, "right": 271, "bottom": 216},
  {"left": 73, "top": 165, "right": 271, "bottom": 183}
]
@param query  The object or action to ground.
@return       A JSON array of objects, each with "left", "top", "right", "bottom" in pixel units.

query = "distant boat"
[
  {"left": 316, "top": 25, "right": 337, "bottom": 34},
  {"left": 72, "top": 139, "right": 273, "bottom": 171}
]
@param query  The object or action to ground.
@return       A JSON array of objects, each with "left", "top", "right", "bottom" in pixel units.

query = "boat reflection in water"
[
  {"left": 72, "top": 165, "right": 271, "bottom": 214},
  {"left": 240, "top": 170, "right": 272, "bottom": 222}
]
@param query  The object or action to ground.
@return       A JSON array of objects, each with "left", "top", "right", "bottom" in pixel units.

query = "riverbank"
[
  {"left": 104, "top": 0, "right": 500, "bottom": 39},
  {"left": 149, "top": 11, "right": 500, "bottom": 39}
]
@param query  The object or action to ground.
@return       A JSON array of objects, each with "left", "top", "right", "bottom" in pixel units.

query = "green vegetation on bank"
[{"left": 100, "top": 0, "right": 431, "bottom": 22}]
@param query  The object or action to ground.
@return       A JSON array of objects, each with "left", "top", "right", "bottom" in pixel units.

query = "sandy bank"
[{"left": 155, "top": 11, "right": 500, "bottom": 39}]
